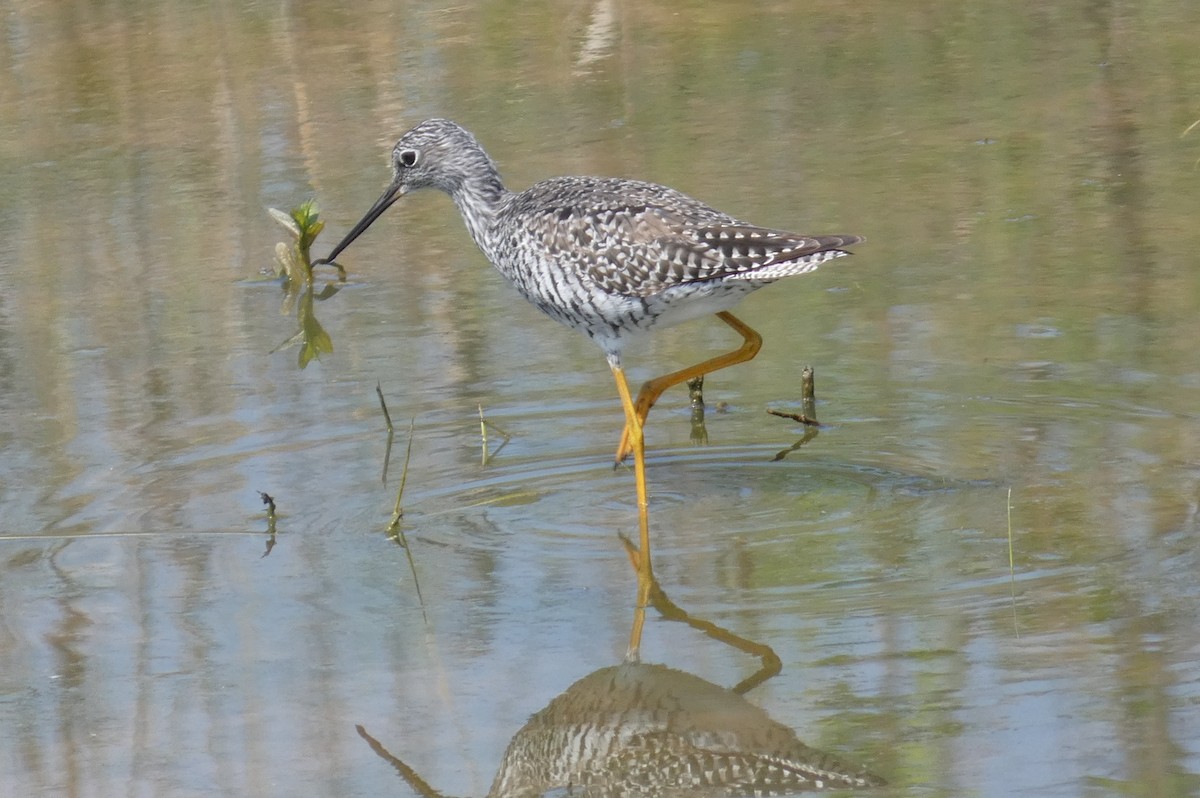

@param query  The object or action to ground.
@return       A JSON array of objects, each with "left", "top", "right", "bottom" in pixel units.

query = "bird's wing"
[
  {"left": 579, "top": 209, "right": 860, "bottom": 299},
  {"left": 516, "top": 178, "right": 859, "bottom": 299}
]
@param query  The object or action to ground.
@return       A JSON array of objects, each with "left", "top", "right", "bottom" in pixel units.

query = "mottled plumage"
[{"left": 319, "top": 119, "right": 861, "bottom": 368}]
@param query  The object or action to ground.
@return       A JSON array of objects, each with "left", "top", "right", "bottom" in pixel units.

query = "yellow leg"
[
  {"left": 615, "top": 311, "right": 763, "bottom": 463},
  {"left": 626, "top": 567, "right": 652, "bottom": 662},
  {"left": 611, "top": 361, "right": 654, "bottom": 659}
]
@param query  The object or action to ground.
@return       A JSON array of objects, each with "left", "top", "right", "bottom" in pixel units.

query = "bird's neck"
[{"left": 449, "top": 162, "right": 510, "bottom": 257}]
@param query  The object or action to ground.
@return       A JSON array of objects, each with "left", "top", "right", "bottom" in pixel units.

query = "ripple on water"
[{"left": 397, "top": 441, "right": 1002, "bottom": 575}]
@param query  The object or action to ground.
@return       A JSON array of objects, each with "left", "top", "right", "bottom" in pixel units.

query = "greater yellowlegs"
[{"left": 316, "top": 119, "right": 860, "bottom": 579}]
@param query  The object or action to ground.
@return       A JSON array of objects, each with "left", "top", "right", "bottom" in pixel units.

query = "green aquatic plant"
[
  {"left": 268, "top": 200, "right": 344, "bottom": 368},
  {"left": 270, "top": 199, "right": 326, "bottom": 281}
]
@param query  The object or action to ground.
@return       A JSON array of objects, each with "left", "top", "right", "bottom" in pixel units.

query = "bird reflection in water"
[{"left": 356, "top": 577, "right": 884, "bottom": 796}]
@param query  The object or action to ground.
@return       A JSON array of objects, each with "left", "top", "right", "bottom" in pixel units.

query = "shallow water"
[{"left": 2, "top": 2, "right": 1199, "bottom": 796}]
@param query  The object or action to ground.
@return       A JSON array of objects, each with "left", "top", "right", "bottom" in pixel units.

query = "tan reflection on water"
[{"left": 358, "top": 575, "right": 884, "bottom": 797}]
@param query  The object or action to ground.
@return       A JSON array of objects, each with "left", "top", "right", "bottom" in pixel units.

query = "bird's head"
[{"left": 314, "top": 119, "right": 494, "bottom": 265}]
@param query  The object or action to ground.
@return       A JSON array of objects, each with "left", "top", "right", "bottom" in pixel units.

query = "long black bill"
[{"left": 313, "top": 180, "right": 403, "bottom": 265}]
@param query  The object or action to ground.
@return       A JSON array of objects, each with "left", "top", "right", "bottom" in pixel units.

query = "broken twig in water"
[
  {"left": 356, "top": 724, "right": 441, "bottom": 796},
  {"left": 800, "top": 365, "right": 817, "bottom": 420},
  {"left": 1008, "top": 486, "right": 1020, "bottom": 639},
  {"left": 686, "top": 375, "right": 705, "bottom": 409},
  {"left": 767, "top": 365, "right": 821, "bottom": 427},
  {"left": 384, "top": 418, "right": 427, "bottom": 616},
  {"left": 766, "top": 408, "right": 821, "bottom": 427},
  {"left": 478, "top": 403, "right": 512, "bottom": 465},
  {"left": 686, "top": 375, "right": 709, "bottom": 447},
  {"left": 387, "top": 417, "right": 417, "bottom": 537},
  {"left": 768, "top": 366, "right": 822, "bottom": 460},
  {"left": 378, "top": 383, "right": 395, "bottom": 484},
  {"left": 258, "top": 491, "right": 278, "bottom": 557},
  {"left": 377, "top": 383, "right": 394, "bottom": 432}
]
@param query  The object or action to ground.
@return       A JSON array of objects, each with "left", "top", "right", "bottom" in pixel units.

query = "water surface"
[{"left": 2, "top": 2, "right": 1199, "bottom": 796}]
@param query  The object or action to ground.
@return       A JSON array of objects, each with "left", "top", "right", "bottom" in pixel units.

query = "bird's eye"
[{"left": 399, "top": 149, "right": 419, "bottom": 168}]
